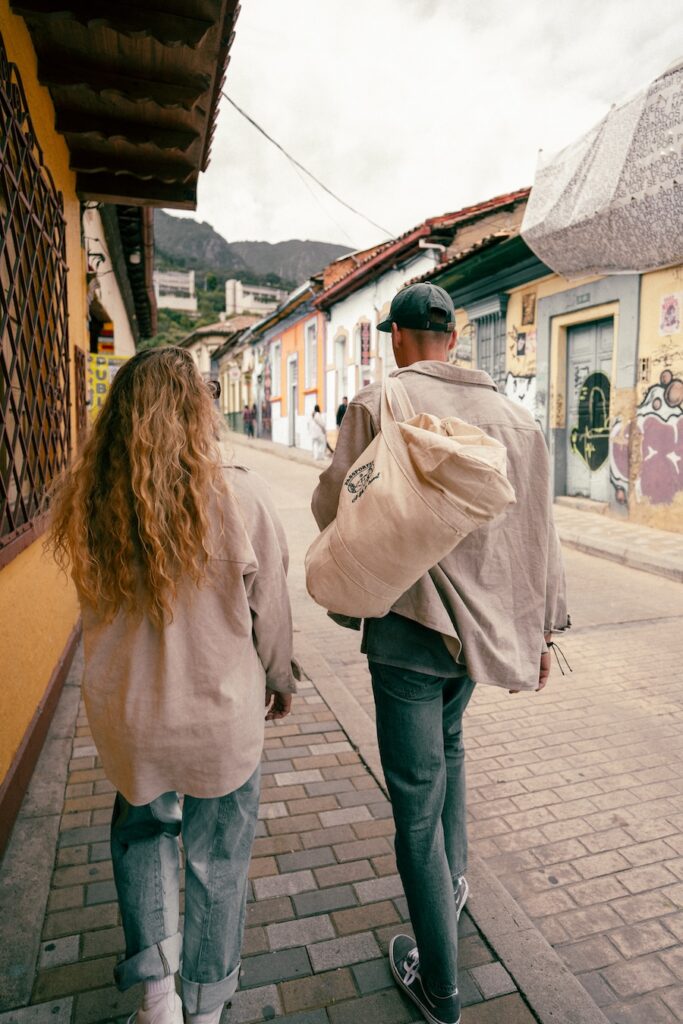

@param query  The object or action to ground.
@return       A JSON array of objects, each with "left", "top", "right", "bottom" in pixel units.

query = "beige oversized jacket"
[
  {"left": 82, "top": 466, "right": 297, "bottom": 806},
  {"left": 311, "top": 362, "right": 569, "bottom": 692}
]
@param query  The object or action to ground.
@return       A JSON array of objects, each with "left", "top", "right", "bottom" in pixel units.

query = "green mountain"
[{"left": 154, "top": 210, "right": 350, "bottom": 289}]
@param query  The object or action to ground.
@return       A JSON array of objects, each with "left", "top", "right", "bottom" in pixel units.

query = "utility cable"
[
  {"left": 286, "top": 158, "right": 357, "bottom": 248},
  {"left": 222, "top": 92, "right": 395, "bottom": 240}
]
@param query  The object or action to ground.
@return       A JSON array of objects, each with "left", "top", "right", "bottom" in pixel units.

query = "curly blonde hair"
[{"left": 49, "top": 346, "right": 226, "bottom": 627}]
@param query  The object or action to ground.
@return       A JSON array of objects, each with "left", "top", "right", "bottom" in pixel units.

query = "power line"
[
  {"left": 288, "top": 160, "right": 358, "bottom": 248},
  {"left": 222, "top": 92, "right": 395, "bottom": 240}
]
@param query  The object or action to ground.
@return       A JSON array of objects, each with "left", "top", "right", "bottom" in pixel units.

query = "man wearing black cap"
[{"left": 311, "top": 282, "right": 568, "bottom": 1024}]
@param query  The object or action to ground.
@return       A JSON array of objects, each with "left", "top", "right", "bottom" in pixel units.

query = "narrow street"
[
  {"left": 235, "top": 442, "right": 683, "bottom": 1024},
  {"left": 2, "top": 441, "right": 683, "bottom": 1024}
]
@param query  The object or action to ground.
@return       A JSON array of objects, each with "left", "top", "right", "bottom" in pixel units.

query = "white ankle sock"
[
  {"left": 185, "top": 1006, "right": 223, "bottom": 1024},
  {"left": 143, "top": 975, "right": 175, "bottom": 1010}
]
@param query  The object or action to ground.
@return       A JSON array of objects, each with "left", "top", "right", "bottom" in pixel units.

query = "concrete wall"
[{"left": 1, "top": 5, "right": 85, "bottom": 787}]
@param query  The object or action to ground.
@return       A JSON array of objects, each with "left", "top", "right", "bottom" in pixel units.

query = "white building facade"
[
  {"left": 153, "top": 269, "right": 198, "bottom": 312},
  {"left": 320, "top": 251, "right": 439, "bottom": 430},
  {"left": 225, "top": 279, "right": 288, "bottom": 317},
  {"left": 83, "top": 206, "right": 138, "bottom": 357}
]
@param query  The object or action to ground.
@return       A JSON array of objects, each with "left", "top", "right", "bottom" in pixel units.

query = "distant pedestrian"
[
  {"left": 309, "top": 403, "right": 327, "bottom": 461},
  {"left": 251, "top": 402, "right": 259, "bottom": 437},
  {"left": 336, "top": 395, "right": 348, "bottom": 428},
  {"left": 312, "top": 283, "right": 569, "bottom": 1024},
  {"left": 49, "top": 347, "right": 297, "bottom": 1024},
  {"left": 243, "top": 403, "right": 254, "bottom": 437}
]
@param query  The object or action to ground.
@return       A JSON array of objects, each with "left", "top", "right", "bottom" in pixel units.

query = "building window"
[
  {"left": 475, "top": 313, "right": 507, "bottom": 389},
  {"left": 271, "top": 341, "right": 282, "bottom": 396},
  {"left": 305, "top": 320, "right": 318, "bottom": 389},
  {"left": 0, "top": 37, "right": 70, "bottom": 563}
]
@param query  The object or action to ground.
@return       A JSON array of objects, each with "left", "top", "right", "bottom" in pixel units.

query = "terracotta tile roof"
[
  {"left": 314, "top": 187, "right": 530, "bottom": 308},
  {"left": 426, "top": 187, "right": 530, "bottom": 229}
]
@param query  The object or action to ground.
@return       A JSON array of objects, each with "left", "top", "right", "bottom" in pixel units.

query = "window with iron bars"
[
  {"left": 0, "top": 35, "right": 70, "bottom": 567},
  {"left": 475, "top": 312, "right": 507, "bottom": 390}
]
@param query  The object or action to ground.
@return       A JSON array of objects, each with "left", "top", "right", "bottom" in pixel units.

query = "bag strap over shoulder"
[{"left": 383, "top": 375, "right": 416, "bottom": 423}]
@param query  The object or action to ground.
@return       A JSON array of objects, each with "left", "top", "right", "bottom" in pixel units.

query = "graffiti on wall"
[
  {"left": 503, "top": 372, "right": 536, "bottom": 417},
  {"left": 609, "top": 418, "right": 631, "bottom": 504},
  {"left": 570, "top": 371, "right": 611, "bottom": 471},
  {"left": 636, "top": 369, "right": 683, "bottom": 505}
]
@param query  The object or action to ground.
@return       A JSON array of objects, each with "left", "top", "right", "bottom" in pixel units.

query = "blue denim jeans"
[
  {"left": 369, "top": 663, "right": 475, "bottom": 997},
  {"left": 110, "top": 766, "right": 261, "bottom": 1014}
]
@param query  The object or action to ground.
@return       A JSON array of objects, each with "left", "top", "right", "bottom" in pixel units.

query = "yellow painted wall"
[
  {"left": 629, "top": 265, "right": 683, "bottom": 531},
  {"left": 1, "top": 5, "right": 85, "bottom": 785},
  {"left": 0, "top": 541, "right": 79, "bottom": 782},
  {"left": 637, "top": 266, "right": 683, "bottom": 390}
]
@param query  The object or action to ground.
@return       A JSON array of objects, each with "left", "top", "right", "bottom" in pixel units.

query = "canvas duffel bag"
[{"left": 305, "top": 375, "right": 516, "bottom": 618}]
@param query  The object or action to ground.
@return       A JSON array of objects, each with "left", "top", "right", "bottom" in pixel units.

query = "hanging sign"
[{"left": 87, "top": 354, "right": 127, "bottom": 421}]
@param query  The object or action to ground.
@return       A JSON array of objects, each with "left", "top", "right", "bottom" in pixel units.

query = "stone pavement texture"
[
  {"left": 0, "top": 611, "right": 536, "bottom": 1018},
  {"left": 228, "top": 437, "right": 683, "bottom": 1024}
]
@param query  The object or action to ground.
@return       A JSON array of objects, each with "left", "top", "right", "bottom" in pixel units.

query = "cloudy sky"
[{"left": 174, "top": 0, "right": 681, "bottom": 251}]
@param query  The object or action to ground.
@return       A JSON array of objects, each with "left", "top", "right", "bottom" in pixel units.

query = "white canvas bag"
[{"left": 305, "top": 376, "right": 516, "bottom": 618}]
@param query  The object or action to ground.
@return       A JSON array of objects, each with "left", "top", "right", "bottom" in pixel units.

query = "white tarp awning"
[{"left": 521, "top": 58, "right": 683, "bottom": 277}]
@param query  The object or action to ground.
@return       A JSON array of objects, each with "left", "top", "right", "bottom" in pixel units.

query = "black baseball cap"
[{"left": 377, "top": 282, "right": 455, "bottom": 334}]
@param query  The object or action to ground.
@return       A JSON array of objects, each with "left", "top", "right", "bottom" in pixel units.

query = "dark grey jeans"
[
  {"left": 369, "top": 663, "right": 475, "bottom": 997},
  {"left": 110, "top": 766, "right": 260, "bottom": 1014}
]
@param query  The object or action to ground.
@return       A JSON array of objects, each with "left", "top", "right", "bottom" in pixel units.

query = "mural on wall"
[
  {"left": 570, "top": 371, "right": 611, "bottom": 471},
  {"left": 635, "top": 369, "right": 683, "bottom": 506},
  {"left": 503, "top": 372, "right": 537, "bottom": 417},
  {"left": 609, "top": 418, "right": 631, "bottom": 505}
]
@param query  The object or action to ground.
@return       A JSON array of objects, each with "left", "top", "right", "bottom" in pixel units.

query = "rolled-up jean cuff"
[
  {"left": 180, "top": 962, "right": 241, "bottom": 1014},
  {"left": 114, "top": 932, "right": 182, "bottom": 991}
]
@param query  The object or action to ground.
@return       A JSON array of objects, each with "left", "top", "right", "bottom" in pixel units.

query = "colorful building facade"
[{"left": 426, "top": 227, "right": 683, "bottom": 532}]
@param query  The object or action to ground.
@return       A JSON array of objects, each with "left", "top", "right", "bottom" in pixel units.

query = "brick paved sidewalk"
[{"left": 0, "top": 652, "right": 537, "bottom": 1024}]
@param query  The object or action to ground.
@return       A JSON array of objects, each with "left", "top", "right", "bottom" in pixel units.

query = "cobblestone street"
[
  {"left": 2, "top": 440, "right": 683, "bottom": 1024},
  {"left": 240, "top": 442, "right": 683, "bottom": 1024}
]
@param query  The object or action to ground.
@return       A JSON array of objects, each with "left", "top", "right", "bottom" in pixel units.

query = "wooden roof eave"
[{"left": 12, "top": 0, "right": 241, "bottom": 208}]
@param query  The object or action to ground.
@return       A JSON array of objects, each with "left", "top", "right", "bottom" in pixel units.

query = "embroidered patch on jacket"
[{"left": 345, "top": 462, "right": 380, "bottom": 502}]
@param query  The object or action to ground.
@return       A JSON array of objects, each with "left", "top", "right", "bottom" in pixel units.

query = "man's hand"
[
  {"left": 265, "top": 689, "right": 293, "bottom": 721},
  {"left": 538, "top": 650, "right": 551, "bottom": 691},
  {"left": 509, "top": 634, "right": 552, "bottom": 694}
]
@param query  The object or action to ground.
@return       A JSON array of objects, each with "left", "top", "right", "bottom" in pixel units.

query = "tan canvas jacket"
[
  {"left": 82, "top": 465, "right": 297, "bottom": 806},
  {"left": 311, "top": 362, "right": 569, "bottom": 692}
]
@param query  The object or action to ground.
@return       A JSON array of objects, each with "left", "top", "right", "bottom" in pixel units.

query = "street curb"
[
  {"left": 554, "top": 527, "right": 683, "bottom": 584},
  {"left": 295, "top": 633, "right": 610, "bottom": 1024}
]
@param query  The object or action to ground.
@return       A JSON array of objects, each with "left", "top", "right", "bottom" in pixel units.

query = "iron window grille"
[
  {"left": 475, "top": 313, "right": 507, "bottom": 390},
  {"left": 74, "top": 346, "right": 88, "bottom": 445},
  {"left": 0, "top": 34, "right": 70, "bottom": 566}
]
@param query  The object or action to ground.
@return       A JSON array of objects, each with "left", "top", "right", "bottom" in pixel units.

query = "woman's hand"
[{"left": 265, "top": 689, "right": 293, "bottom": 721}]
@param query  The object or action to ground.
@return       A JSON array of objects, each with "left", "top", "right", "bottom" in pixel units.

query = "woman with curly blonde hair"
[{"left": 49, "top": 346, "right": 297, "bottom": 1024}]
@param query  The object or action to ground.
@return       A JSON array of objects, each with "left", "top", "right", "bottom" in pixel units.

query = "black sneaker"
[
  {"left": 389, "top": 934, "right": 461, "bottom": 1024},
  {"left": 454, "top": 876, "right": 469, "bottom": 921}
]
